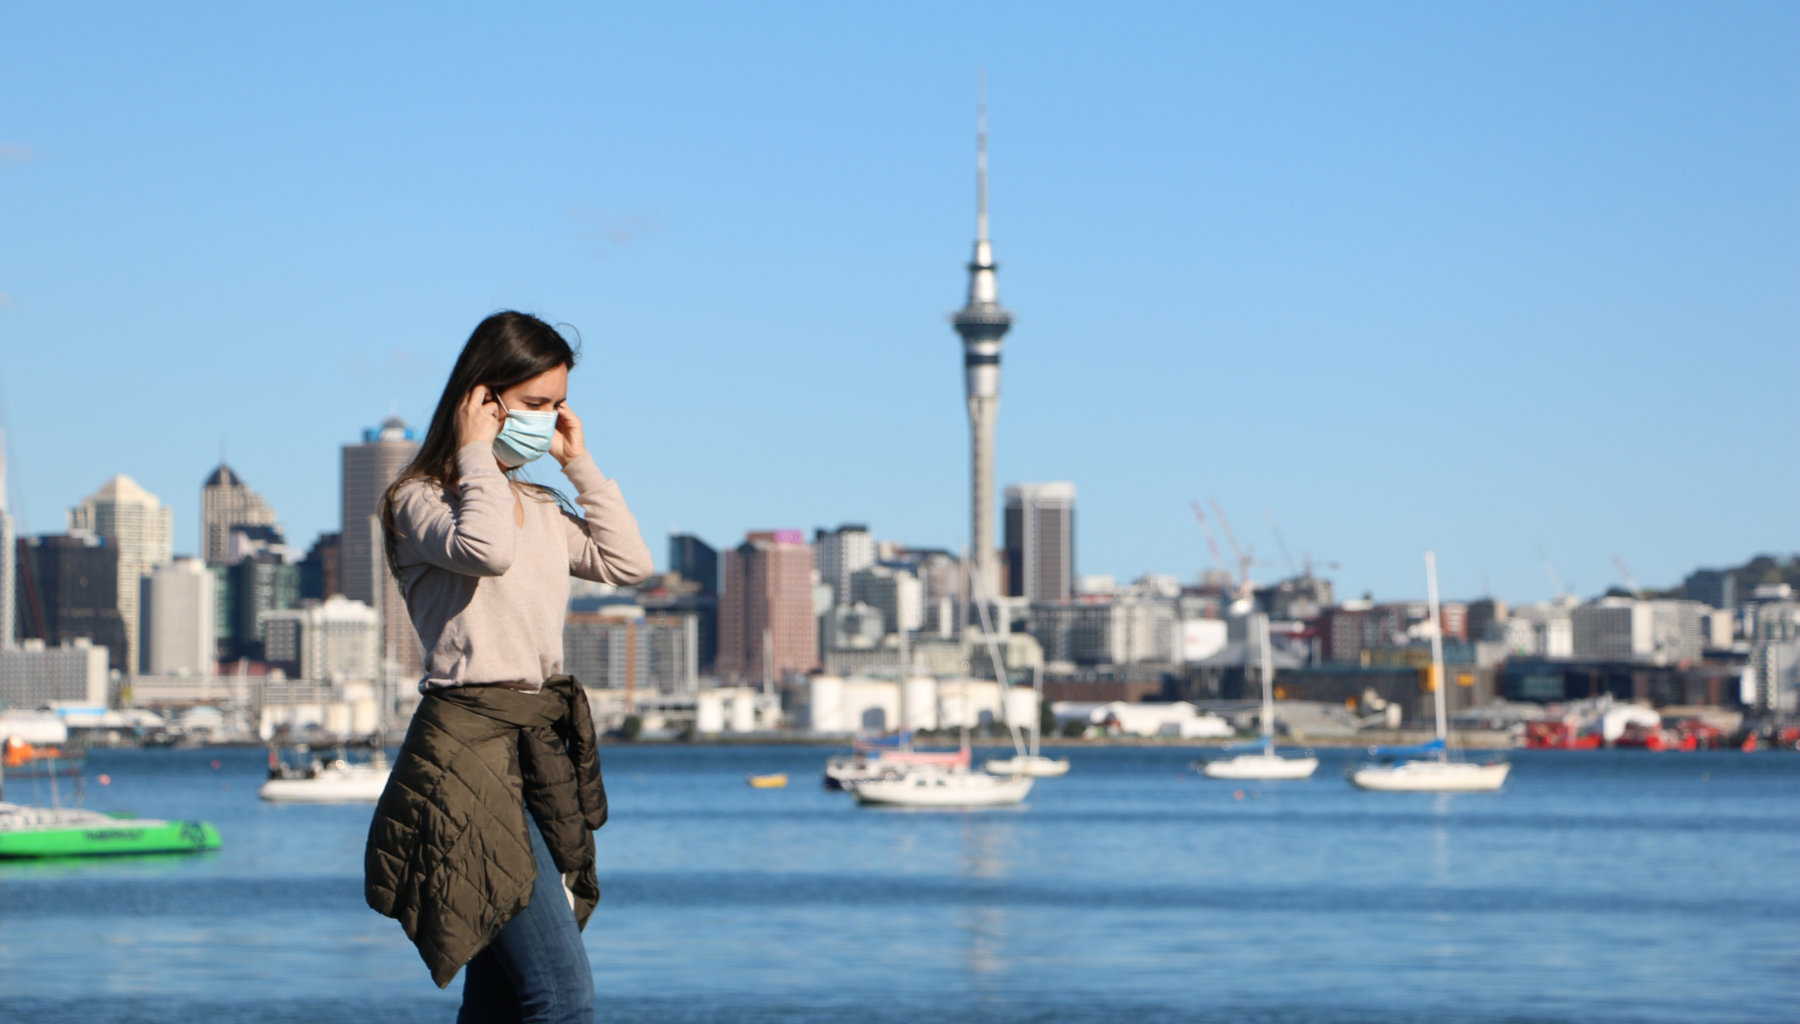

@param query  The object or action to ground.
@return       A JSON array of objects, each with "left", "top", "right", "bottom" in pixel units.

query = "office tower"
[
  {"left": 664, "top": 533, "right": 720, "bottom": 671},
  {"left": 340, "top": 417, "right": 421, "bottom": 678},
  {"left": 1004, "top": 482, "right": 1076, "bottom": 602},
  {"left": 814, "top": 524, "right": 875, "bottom": 607},
  {"left": 717, "top": 530, "right": 817, "bottom": 684},
  {"left": 950, "top": 97, "right": 1013, "bottom": 604},
  {"left": 13, "top": 533, "right": 130, "bottom": 673},
  {"left": 68, "top": 474, "right": 173, "bottom": 675},
  {"left": 219, "top": 554, "right": 301, "bottom": 661},
  {"left": 140, "top": 557, "right": 217, "bottom": 675},
  {"left": 669, "top": 532, "right": 719, "bottom": 595},
  {"left": 298, "top": 531, "right": 343, "bottom": 601},
  {"left": 201, "top": 463, "right": 279, "bottom": 565}
]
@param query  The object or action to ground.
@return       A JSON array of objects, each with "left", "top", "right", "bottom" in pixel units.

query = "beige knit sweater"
[{"left": 389, "top": 441, "right": 654, "bottom": 692}]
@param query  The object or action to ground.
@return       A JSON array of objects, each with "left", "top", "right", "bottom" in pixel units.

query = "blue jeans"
[{"left": 458, "top": 811, "right": 595, "bottom": 1024}]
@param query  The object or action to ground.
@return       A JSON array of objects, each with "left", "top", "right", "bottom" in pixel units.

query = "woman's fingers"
[
  {"left": 552, "top": 405, "right": 586, "bottom": 465},
  {"left": 458, "top": 385, "right": 502, "bottom": 446}
]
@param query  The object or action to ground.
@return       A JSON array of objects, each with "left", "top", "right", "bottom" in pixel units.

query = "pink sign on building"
[{"left": 773, "top": 529, "right": 804, "bottom": 545}]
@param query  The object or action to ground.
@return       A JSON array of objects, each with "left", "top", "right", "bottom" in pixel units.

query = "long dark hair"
[{"left": 380, "top": 311, "right": 581, "bottom": 584}]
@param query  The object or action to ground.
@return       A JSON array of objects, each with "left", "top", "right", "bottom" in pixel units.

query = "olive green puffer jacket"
[{"left": 365, "top": 675, "right": 607, "bottom": 988}]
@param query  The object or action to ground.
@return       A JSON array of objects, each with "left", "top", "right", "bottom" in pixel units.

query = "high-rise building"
[
  {"left": 201, "top": 464, "right": 279, "bottom": 565},
  {"left": 814, "top": 524, "right": 875, "bottom": 608},
  {"left": 13, "top": 533, "right": 129, "bottom": 673},
  {"left": 950, "top": 97, "right": 1013, "bottom": 604},
  {"left": 669, "top": 532, "right": 719, "bottom": 595},
  {"left": 1004, "top": 483, "right": 1076, "bottom": 602},
  {"left": 218, "top": 554, "right": 302, "bottom": 662},
  {"left": 717, "top": 530, "right": 817, "bottom": 684},
  {"left": 140, "top": 557, "right": 217, "bottom": 676},
  {"left": 664, "top": 534, "right": 719, "bottom": 671},
  {"left": 69, "top": 474, "right": 173, "bottom": 675},
  {"left": 298, "top": 531, "right": 343, "bottom": 601},
  {"left": 340, "top": 417, "right": 421, "bottom": 678}
]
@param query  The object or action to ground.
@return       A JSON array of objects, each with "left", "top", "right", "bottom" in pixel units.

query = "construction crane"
[
  {"left": 1208, "top": 499, "right": 1256, "bottom": 601},
  {"left": 1189, "top": 502, "right": 1230, "bottom": 582},
  {"left": 1612, "top": 555, "right": 1644, "bottom": 599}
]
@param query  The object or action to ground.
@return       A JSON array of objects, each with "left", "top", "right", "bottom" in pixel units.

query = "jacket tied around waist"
[{"left": 364, "top": 674, "right": 608, "bottom": 988}]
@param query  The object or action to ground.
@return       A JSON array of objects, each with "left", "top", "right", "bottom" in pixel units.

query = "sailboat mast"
[{"left": 1424, "top": 550, "right": 1448, "bottom": 755}]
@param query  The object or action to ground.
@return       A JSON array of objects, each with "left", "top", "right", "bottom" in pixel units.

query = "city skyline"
[{"left": 0, "top": 3, "right": 1794, "bottom": 603}]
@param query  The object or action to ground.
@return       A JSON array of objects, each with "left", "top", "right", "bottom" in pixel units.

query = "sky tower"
[{"left": 951, "top": 91, "right": 1013, "bottom": 606}]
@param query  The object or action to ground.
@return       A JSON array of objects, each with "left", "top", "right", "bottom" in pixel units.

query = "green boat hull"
[{"left": 0, "top": 819, "right": 221, "bottom": 858}]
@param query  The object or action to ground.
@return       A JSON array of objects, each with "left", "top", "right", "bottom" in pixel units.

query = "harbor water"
[{"left": 2, "top": 744, "right": 1795, "bottom": 1023}]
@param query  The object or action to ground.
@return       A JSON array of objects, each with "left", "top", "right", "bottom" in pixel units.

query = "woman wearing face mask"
[{"left": 364, "top": 310, "right": 653, "bottom": 1023}]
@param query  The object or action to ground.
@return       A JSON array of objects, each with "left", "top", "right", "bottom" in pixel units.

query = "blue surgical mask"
[{"left": 492, "top": 396, "right": 558, "bottom": 469}]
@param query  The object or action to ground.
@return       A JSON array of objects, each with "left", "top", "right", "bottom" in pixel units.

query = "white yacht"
[
  {"left": 1198, "top": 612, "right": 1318, "bottom": 781},
  {"left": 1349, "top": 552, "right": 1510, "bottom": 794}
]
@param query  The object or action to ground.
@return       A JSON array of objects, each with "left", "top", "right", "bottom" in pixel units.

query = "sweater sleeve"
[
  {"left": 391, "top": 443, "right": 518, "bottom": 577},
  {"left": 558, "top": 452, "right": 655, "bottom": 585}
]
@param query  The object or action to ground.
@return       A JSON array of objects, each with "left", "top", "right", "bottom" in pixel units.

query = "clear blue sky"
[{"left": 1, "top": 2, "right": 1794, "bottom": 604}]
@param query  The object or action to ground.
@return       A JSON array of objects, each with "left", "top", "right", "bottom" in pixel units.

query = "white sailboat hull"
[
  {"left": 1349, "top": 760, "right": 1510, "bottom": 793},
  {"left": 259, "top": 765, "right": 391, "bottom": 803},
  {"left": 982, "top": 755, "right": 1070, "bottom": 777},
  {"left": 1201, "top": 753, "right": 1319, "bottom": 780},
  {"left": 850, "top": 769, "right": 1034, "bottom": 808}
]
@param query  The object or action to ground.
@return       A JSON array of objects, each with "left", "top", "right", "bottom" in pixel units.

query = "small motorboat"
[
  {"left": 259, "top": 746, "right": 390, "bottom": 803},
  {"left": 746, "top": 773, "right": 788, "bottom": 789}
]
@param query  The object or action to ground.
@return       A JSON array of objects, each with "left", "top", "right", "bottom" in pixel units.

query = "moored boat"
[
  {"left": 0, "top": 802, "right": 222, "bottom": 858},
  {"left": 259, "top": 747, "right": 390, "bottom": 803},
  {"left": 1347, "top": 552, "right": 1509, "bottom": 794},
  {"left": 848, "top": 763, "right": 1034, "bottom": 808},
  {"left": 1196, "top": 612, "right": 1318, "bottom": 781}
]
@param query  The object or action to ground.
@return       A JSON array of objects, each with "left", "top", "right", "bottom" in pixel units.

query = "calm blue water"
[{"left": 1, "top": 744, "right": 1795, "bottom": 1023}]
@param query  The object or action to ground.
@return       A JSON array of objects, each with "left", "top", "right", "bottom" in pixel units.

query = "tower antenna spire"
[{"left": 976, "top": 69, "right": 989, "bottom": 245}]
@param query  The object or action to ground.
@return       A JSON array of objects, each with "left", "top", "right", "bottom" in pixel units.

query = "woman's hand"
[
  {"left": 552, "top": 404, "right": 587, "bottom": 467},
  {"left": 457, "top": 385, "right": 504, "bottom": 450}
]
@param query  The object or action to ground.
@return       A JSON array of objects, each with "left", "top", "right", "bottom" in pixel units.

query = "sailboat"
[
  {"left": 1198, "top": 612, "right": 1318, "bottom": 780},
  {"left": 1348, "top": 551, "right": 1510, "bottom": 793},
  {"left": 848, "top": 553, "right": 1035, "bottom": 808}
]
